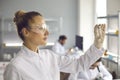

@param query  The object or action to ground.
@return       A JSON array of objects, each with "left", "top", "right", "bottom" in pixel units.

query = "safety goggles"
[{"left": 28, "top": 23, "right": 48, "bottom": 34}]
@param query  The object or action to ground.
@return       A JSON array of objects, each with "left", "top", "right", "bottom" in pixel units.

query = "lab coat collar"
[
  {"left": 56, "top": 41, "right": 64, "bottom": 46},
  {"left": 21, "top": 45, "right": 40, "bottom": 57}
]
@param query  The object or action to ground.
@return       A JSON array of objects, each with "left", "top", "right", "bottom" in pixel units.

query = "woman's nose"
[{"left": 44, "top": 29, "right": 49, "bottom": 36}]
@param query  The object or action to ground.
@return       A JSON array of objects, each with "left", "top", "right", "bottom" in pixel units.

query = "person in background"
[
  {"left": 52, "top": 35, "right": 69, "bottom": 56},
  {"left": 4, "top": 10, "right": 105, "bottom": 80},
  {"left": 52, "top": 35, "right": 70, "bottom": 80},
  {"left": 69, "top": 58, "right": 112, "bottom": 80}
]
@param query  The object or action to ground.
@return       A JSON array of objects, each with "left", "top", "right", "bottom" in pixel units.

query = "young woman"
[{"left": 4, "top": 10, "right": 105, "bottom": 80}]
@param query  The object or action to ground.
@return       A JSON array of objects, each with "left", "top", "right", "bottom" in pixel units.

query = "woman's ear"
[{"left": 21, "top": 28, "right": 29, "bottom": 37}]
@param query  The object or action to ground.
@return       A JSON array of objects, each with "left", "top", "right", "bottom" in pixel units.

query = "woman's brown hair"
[{"left": 13, "top": 10, "right": 42, "bottom": 40}]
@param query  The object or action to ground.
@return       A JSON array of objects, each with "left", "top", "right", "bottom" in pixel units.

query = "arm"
[
  {"left": 58, "top": 24, "right": 105, "bottom": 73},
  {"left": 58, "top": 45, "right": 104, "bottom": 73},
  {"left": 4, "top": 64, "right": 21, "bottom": 80}
]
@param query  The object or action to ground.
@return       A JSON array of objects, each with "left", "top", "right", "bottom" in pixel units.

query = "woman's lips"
[{"left": 43, "top": 37, "right": 47, "bottom": 41}]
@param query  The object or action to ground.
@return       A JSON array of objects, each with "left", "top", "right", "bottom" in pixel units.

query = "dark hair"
[
  {"left": 58, "top": 35, "right": 67, "bottom": 41},
  {"left": 13, "top": 10, "right": 42, "bottom": 40}
]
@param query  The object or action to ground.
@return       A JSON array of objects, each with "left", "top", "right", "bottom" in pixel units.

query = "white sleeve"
[
  {"left": 4, "top": 63, "right": 21, "bottom": 80},
  {"left": 58, "top": 45, "right": 104, "bottom": 73},
  {"left": 99, "top": 62, "right": 113, "bottom": 80}
]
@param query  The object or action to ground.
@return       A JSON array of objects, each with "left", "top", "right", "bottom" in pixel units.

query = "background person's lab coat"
[
  {"left": 68, "top": 62, "right": 112, "bottom": 80},
  {"left": 52, "top": 41, "right": 67, "bottom": 55}
]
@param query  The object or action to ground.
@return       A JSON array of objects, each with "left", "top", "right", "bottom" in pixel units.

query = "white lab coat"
[
  {"left": 4, "top": 45, "right": 104, "bottom": 80},
  {"left": 69, "top": 62, "right": 112, "bottom": 80},
  {"left": 52, "top": 41, "right": 66, "bottom": 55}
]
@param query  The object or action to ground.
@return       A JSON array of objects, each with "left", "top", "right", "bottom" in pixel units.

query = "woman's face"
[{"left": 24, "top": 15, "right": 49, "bottom": 46}]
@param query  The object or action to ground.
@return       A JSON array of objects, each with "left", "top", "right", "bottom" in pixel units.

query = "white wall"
[
  {"left": 78, "top": 0, "right": 95, "bottom": 51},
  {"left": 0, "top": 0, "right": 78, "bottom": 49},
  {"left": 107, "top": 0, "right": 120, "bottom": 14}
]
